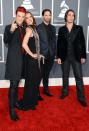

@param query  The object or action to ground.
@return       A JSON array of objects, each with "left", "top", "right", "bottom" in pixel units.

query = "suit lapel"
[
  {"left": 70, "top": 24, "right": 79, "bottom": 43},
  {"left": 63, "top": 26, "right": 69, "bottom": 43},
  {"left": 41, "top": 23, "right": 48, "bottom": 42},
  {"left": 64, "top": 24, "right": 79, "bottom": 44}
]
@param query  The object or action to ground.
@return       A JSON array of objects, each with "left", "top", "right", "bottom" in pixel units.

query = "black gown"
[{"left": 19, "top": 36, "right": 41, "bottom": 110}]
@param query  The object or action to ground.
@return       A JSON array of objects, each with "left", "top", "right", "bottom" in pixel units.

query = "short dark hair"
[
  {"left": 64, "top": 9, "right": 75, "bottom": 22},
  {"left": 42, "top": 9, "right": 51, "bottom": 16}
]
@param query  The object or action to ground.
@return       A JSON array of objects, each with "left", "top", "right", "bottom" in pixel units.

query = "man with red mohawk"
[{"left": 4, "top": 6, "right": 26, "bottom": 121}]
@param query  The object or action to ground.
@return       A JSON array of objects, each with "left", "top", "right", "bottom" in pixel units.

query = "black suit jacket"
[
  {"left": 37, "top": 23, "right": 56, "bottom": 58},
  {"left": 4, "top": 24, "right": 25, "bottom": 80},
  {"left": 57, "top": 24, "right": 86, "bottom": 62}
]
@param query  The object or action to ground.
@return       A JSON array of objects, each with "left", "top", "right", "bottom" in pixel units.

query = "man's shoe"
[
  {"left": 15, "top": 102, "right": 22, "bottom": 110},
  {"left": 60, "top": 94, "right": 68, "bottom": 99},
  {"left": 79, "top": 100, "right": 87, "bottom": 107},
  {"left": 10, "top": 108, "right": 19, "bottom": 121},
  {"left": 38, "top": 96, "right": 44, "bottom": 101},
  {"left": 43, "top": 91, "right": 53, "bottom": 97}
]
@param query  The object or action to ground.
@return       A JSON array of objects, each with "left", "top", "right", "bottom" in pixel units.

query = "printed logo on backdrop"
[
  {"left": 13, "top": 0, "right": 42, "bottom": 17},
  {"left": 86, "top": 26, "right": 89, "bottom": 53},
  {"left": 0, "top": 34, "right": 4, "bottom": 62},
  {"left": 51, "top": 0, "right": 80, "bottom": 26},
  {"left": 0, "top": 0, "right": 3, "bottom": 26}
]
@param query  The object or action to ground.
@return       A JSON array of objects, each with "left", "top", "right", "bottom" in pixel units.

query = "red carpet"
[{"left": 0, "top": 86, "right": 89, "bottom": 131}]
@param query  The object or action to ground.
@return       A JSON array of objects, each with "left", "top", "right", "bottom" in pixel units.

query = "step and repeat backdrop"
[{"left": 0, "top": 0, "right": 89, "bottom": 82}]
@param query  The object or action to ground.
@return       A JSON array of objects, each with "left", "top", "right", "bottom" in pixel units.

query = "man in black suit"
[
  {"left": 37, "top": 9, "right": 56, "bottom": 98},
  {"left": 57, "top": 9, "right": 87, "bottom": 107},
  {"left": 4, "top": 7, "right": 26, "bottom": 121}
]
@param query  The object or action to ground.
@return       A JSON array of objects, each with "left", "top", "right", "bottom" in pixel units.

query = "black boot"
[
  {"left": 60, "top": 94, "right": 68, "bottom": 99},
  {"left": 78, "top": 100, "right": 87, "bottom": 107},
  {"left": 38, "top": 95, "right": 44, "bottom": 101},
  {"left": 9, "top": 80, "right": 19, "bottom": 121},
  {"left": 10, "top": 108, "right": 19, "bottom": 121},
  {"left": 14, "top": 86, "right": 19, "bottom": 105},
  {"left": 43, "top": 89, "right": 54, "bottom": 97},
  {"left": 14, "top": 85, "right": 22, "bottom": 110},
  {"left": 37, "top": 87, "right": 44, "bottom": 101}
]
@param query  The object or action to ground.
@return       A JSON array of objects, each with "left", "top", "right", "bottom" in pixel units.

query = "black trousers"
[
  {"left": 61, "top": 58, "right": 85, "bottom": 102},
  {"left": 8, "top": 80, "right": 19, "bottom": 109},
  {"left": 41, "top": 58, "right": 54, "bottom": 91}
]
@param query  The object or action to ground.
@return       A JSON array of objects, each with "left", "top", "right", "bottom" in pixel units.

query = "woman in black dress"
[{"left": 18, "top": 11, "right": 44, "bottom": 111}]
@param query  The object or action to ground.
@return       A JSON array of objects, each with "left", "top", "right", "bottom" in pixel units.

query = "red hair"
[{"left": 16, "top": 6, "right": 26, "bottom": 14}]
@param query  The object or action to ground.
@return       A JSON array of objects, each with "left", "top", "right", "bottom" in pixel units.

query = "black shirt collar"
[{"left": 43, "top": 22, "right": 50, "bottom": 27}]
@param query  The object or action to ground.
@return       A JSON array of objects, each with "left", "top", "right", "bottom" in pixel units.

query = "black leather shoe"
[
  {"left": 10, "top": 109, "right": 19, "bottom": 121},
  {"left": 15, "top": 102, "right": 22, "bottom": 110},
  {"left": 60, "top": 94, "right": 68, "bottom": 99},
  {"left": 79, "top": 100, "right": 87, "bottom": 107},
  {"left": 43, "top": 91, "right": 54, "bottom": 97},
  {"left": 38, "top": 96, "right": 44, "bottom": 101}
]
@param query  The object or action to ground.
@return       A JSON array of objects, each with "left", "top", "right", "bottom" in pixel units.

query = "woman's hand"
[
  {"left": 32, "top": 53, "right": 38, "bottom": 59},
  {"left": 40, "top": 54, "right": 45, "bottom": 59}
]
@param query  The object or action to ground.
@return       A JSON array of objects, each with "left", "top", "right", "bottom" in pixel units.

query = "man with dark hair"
[
  {"left": 57, "top": 9, "right": 87, "bottom": 107},
  {"left": 42, "top": 9, "right": 51, "bottom": 16},
  {"left": 37, "top": 9, "right": 56, "bottom": 98},
  {"left": 4, "top": 6, "right": 26, "bottom": 121}
]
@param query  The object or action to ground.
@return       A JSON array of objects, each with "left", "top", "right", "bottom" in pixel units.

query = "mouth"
[{"left": 29, "top": 20, "right": 32, "bottom": 23}]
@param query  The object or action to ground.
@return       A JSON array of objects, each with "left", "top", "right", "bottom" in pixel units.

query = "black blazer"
[
  {"left": 4, "top": 24, "right": 25, "bottom": 80},
  {"left": 37, "top": 23, "right": 56, "bottom": 58},
  {"left": 57, "top": 24, "right": 86, "bottom": 63}
]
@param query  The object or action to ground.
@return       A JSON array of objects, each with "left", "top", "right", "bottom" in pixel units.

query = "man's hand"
[
  {"left": 10, "top": 21, "right": 17, "bottom": 32},
  {"left": 4, "top": 61, "right": 6, "bottom": 64},
  {"left": 57, "top": 58, "right": 62, "bottom": 64},
  {"left": 81, "top": 58, "right": 86, "bottom": 64}
]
